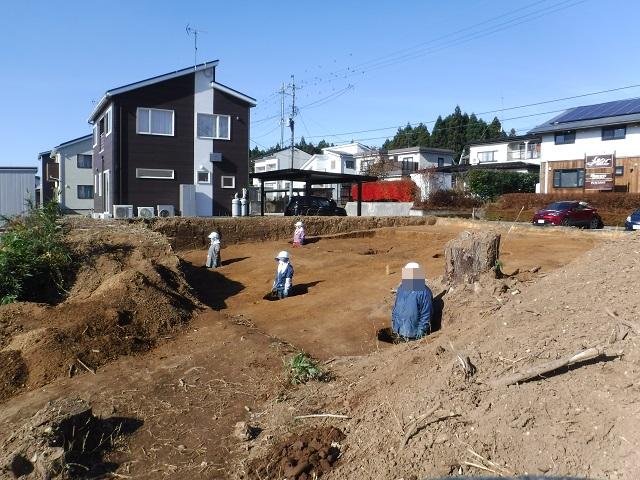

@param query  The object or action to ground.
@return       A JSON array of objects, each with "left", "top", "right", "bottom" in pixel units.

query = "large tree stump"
[{"left": 444, "top": 230, "right": 501, "bottom": 284}]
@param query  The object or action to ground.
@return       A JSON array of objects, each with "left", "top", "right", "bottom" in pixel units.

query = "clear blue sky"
[{"left": 2, "top": 0, "right": 639, "bottom": 168}]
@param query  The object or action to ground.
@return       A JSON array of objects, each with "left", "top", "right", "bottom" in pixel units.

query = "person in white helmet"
[
  {"left": 293, "top": 221, "right": 305, "bottom": 247},
  {"left": 271, "top": 250, "right": 294, "bottom": 299},
  {"left": 391, "top": 262, "right": 433, "bottom": 340},
  {"left": 205, "top": 231, "right": 221, "bottom": 268}
]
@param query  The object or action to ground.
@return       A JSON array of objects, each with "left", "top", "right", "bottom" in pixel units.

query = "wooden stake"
[
  {"left": 293, "top": 413, "right": 350, "bottom": 420},
  {"left": 76, "top": 357, "right": 96, "bottom": 375}
]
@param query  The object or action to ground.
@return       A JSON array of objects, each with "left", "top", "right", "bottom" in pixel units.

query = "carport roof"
[{"left": 250, "top": 168, "right": 377, "bottom": 184}]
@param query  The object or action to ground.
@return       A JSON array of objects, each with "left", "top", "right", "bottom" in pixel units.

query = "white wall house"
[
  {"left": 0, "top": 167, "right": 38, "bottom": 218},
  {"left": 252, "top": 148, "right": 312, "bottom": 198},
  {"left": 49, "top": 134, "right": 95, "bottom": 214},
  {"left": 467, "top": 135, "right": 542, "bottom": 173},
  {"left": 387, "top": 146, "right": 455, "bottom": 174},
  {"left": 528, "top": 98, "right": 640, "bottom": 193}
]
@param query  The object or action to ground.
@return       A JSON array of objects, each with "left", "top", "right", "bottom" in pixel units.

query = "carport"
[{"left": 250, "top": 169, "right": 377, "bottom": 216}]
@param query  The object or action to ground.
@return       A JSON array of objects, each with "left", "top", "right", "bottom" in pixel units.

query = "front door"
[{"left": 103, "top": 169, "right": 112, "bottom": 214}]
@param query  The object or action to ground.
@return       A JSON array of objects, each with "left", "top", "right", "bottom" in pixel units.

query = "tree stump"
[{"left": 444, "top": 230, "right": 501, "bottom": 284}]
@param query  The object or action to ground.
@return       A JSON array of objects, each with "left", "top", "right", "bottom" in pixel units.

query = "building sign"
[
  {"left": 585, "top": 154, "right": 614, "bottom": 169},
  {"left": 585, "top": 172, "right": 614, "bottom": 190}
]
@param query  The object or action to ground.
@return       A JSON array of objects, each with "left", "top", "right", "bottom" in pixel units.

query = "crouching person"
[
  {"left": 206, "top": 231, "right": 221, "bottom": 268},
  {"left": 272, "top": 250, "right": 294, "bottom": 299},
  {"left": 391, "top": 262, "right": 433, "bottom": 340}
]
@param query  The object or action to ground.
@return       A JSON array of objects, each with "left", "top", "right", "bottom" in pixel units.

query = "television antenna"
[{"left": 186, "top": 24, "right": 207, "bottom": 69}]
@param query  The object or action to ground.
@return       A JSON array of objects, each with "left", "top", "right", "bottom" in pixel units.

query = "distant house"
[
  {"left": 38, "top": 135, "right": 94, "bottom": 214},
  {"left": 301, "top": 143, "right": 377, "bottom": 202},
  {"left": 529, "top": 98, "right": 640, "bottom": 193},
  {"left": 386, "top": 146, "right": 455, "bottom": 174},
  {"left": 252, "top": 148, "right": 312, "bottom": 199},
  {"left": 0, "top": 167, "right": 38, "bottom": 218},
  {"left": 88, "top": 60, "right": 256, "bottom": 217},
  {"left": 466, "top": 134, "right": 542, "bottom": 174}
]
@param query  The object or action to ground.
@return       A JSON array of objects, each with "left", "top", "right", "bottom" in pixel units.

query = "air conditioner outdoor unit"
[
  {"left": 157, "top": 204, "right": 175, "bottom": 218},
  {"left": 91, "top": 212, "right": 101, "bottom": 219},
  {"left": 113, "top": 205, "right": 133, "bottom": 219},
  {"left": 137, "top": 206, "right": 155, "bottom": 218}
]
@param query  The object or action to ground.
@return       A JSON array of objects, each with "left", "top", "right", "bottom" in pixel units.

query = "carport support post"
[
  {"left": 305, "top": 179, "right": 311, "bottom": 197},
  {"left": 260, "top": 179, "right": 265, "bottom": 216},
  {"left": 357, "top": 182, "right": 362, "bottom": 216}
]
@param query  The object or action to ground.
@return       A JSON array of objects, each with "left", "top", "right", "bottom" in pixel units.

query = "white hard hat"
[
  {"left": 295, "top": 221, "right": 303, "bottom": 227},
  {"left": 404, "top": 262, "right": 420, "bottom": 269},
  {"left": 275, "top": 250, "right": 290, "bottom": 260},
  {"left": 208, "top": 231, "right": 219, "bottom": 239}
]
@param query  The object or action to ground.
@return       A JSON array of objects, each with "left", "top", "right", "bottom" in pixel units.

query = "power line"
[{"left": 295, "top": 82, "right": 640, "bottom": 141}]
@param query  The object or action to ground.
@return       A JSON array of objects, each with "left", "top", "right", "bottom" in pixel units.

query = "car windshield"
[
  {"left": 545, "top": 202, "right": 576, "bottom": 211},
  {"left": 316, "top": 198, "right": 331, "bottom": 208}
]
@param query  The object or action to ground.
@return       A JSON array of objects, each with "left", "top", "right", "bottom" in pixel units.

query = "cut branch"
[
  {"left": 492, "top": 346, "right": 619, "bottom": 387},
  {"left": 293, "top": 414, "right": 351, "bottom": 420}
]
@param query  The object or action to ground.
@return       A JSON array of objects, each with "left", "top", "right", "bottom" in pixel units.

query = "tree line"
[{"left": 250, "top": 106, "right": 517, "bottom": 163}]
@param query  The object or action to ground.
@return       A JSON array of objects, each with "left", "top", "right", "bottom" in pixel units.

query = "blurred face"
[{"left": 401, "top": 265, "right": 425, "bottom": 290}]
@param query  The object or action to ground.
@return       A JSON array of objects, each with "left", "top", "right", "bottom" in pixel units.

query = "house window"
[
  {"left": 77, "top": 154, "right": 92, "bottom": 169},
  {"left": 77, "top": 185, "right": 94, "bottom": 199},
  {"left": 345, "top": 160, "right": 355, "bottom": 169},
  {"left": 478, "top": 151, "right": 496, "bottom": 163},
  {"left": 438, "top": 157, "right": 445, "bottom": 167},
  {"left": 221, "top": 175, "right": 235, "bottom": 189},
  {"left": 255, "top": 165, "right": 266, "bottom": 172},
  {"left": 98, "top": 108, "right": 112, "bottom": 138},
  {"left": 602, "top": 125, "right": 626, "bottom": 141},
  {"left": 137, "top": 108, "right": 174, "bottom": 136},
  {"left": 92, "top": 125, "right": 98, "bottom": 147},
  {"left": 553, "top": 168, "right": 585, "bottom": 188},
  {"left": 94, "top": 173, "right": 101, "bottom": 197},
  {"left": 615, "top": 165, "right": 624, "bottom": 176},
  {"left": 554, "top": 130, "right": 576, "bottom": 145},
  {"left": 197, "top": 170, "right": 210, "bottom": 184},
  {"left": 197, "top": 113, "right": 231, "bottom": 140},
  {"left": 135, "top": 168, "right": 175, "bottom": 179}
]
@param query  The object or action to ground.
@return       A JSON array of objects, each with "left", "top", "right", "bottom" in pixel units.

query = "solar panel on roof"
[{"left": 554, "top": 98, "right": 640, "bottom": 124}]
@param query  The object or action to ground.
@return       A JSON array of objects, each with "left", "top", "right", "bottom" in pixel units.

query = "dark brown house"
[{"left": 88, "top": 60, "right": 256, "bottom": 217}]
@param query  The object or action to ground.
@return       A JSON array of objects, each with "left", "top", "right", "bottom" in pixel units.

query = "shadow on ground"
[{"left": 180, "top": 260, "right": 245, "bottom": 310}]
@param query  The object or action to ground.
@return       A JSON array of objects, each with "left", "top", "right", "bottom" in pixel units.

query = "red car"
[{"left": 532, "top": 201, "right": 603, "bottom": 229}]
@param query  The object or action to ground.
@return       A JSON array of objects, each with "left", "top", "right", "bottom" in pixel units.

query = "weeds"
[
  {"left": 287, "top": 351, "right": 327, "bottom": 385},
  {"left": 0, "top": 200, "right": 71, "bottom": 304}
]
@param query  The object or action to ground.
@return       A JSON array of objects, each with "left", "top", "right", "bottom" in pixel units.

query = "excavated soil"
[
  {"left": 1, "top": 218, "right": 637, "bottom": 479},
  {"left": 0, "top": 221, "right": 198, "bottom": 402}
]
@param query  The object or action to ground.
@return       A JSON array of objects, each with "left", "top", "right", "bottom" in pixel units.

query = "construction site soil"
[{"left": 1, "top": 217, "right": 638, "bottom": 479}]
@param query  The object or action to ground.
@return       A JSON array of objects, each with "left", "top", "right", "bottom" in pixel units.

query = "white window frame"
[
  {"left": 92, "top": 125, "right": 98, "bottom": 147},
  {"left": 477, "top": 151, "right": 497, "bottom": 163},
  {"left": 197, "top": 170, "right": 211, "bottom": 184},
  {"left": 136, "top": 107, "right": 175, "bottom": 136},
  {"left": 104, "top": 106, "right": 112, "bottom": 137},
  {"left": 221, "top": 175, "right": 235, "bottom": 189},
  {"left": 135, "top": 168, "right": 175, "bottom": 180},
  {"left": 197, "top": 113, "right": 231, "bottom": 140}
]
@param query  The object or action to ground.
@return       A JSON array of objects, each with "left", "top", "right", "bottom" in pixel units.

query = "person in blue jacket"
[
  {"left": 391, "top": 262, "right": 433, "bottom": 340},
  {"left": 272, "top": 250, "right": 294, "bottom": 299}
]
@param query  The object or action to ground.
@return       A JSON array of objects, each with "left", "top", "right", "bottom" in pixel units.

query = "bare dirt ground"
[{"left": 3, "top": 219, "right": 637, "bottom": 479}]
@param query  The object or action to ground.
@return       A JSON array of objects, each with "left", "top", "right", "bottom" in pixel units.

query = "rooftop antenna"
[{"left": 186, "top": 24, "right": 207, "bottom": 69}]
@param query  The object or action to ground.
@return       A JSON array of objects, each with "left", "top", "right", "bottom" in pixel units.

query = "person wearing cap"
[
  {"left": 293, "top": 221, "right": 306, "bottom": 247},
  {"left": 205, "top": 231, "right": 221, "bottom": 268},
  {"left": 272, "top": 251, "right": 294, "bottom": 299},
  {"left": 391, "top": 262, "right": 433, "bottom": 340}
]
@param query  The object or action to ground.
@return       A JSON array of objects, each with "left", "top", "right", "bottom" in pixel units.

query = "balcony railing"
[{"left": 507, "top": 146, "right": 540, "bottom": 161}]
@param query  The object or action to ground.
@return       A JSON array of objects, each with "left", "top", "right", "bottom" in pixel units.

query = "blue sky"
[{"left": 2, "top": 0, "right": 640, "bottom": 168}]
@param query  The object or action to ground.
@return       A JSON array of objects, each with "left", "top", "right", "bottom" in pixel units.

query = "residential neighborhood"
[{"left": 2, "top": 2, "right": 640, "bottom": 479}]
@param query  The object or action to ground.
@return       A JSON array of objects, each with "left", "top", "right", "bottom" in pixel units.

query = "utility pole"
[
  {"left": 280, "top": 82, "right": 286, "bottom": 148},
  {"left": 288, "top": 75, "right": 297, "bottom": 198}
]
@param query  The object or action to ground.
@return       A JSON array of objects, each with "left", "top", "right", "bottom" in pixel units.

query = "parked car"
[
  {"left": 531, "top": 201, "right": 603, "bottom": 229},
  {"left": 284, "top": 196, "right": 347, "bottom": 216},
  {"left": 624, "top": 209, "right": 640, "bottom": 230}
]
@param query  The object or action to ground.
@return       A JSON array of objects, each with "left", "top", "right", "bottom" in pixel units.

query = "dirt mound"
[
  {"left": 0, "top": 350, "right": 27, "bottom": 402},
  {"left": 248, "top": 427, "right": 345, "bottom": 479},
  {"left": 0, "top": 397, "right": 141, "bottom": 479},
  {"left": 0, "top": 220, "right": 198, "bottom": 403},
  {"left": 239, "top": 234, "right": 640, "bottom": 479}
]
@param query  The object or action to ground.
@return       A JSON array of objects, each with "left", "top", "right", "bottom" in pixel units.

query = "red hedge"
[{"left": 351, "top": 180, "right": 417, "bottom": 202}]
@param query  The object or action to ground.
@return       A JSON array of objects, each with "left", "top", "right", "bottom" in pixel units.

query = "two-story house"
[
  {"left": 88, "top": 60, "right": 256, "bottom": 217},
  {"left": 252, "top": 148, "right": 312, "bottom": 199},
  {"left": 529, "top": 98, "right": 640, "bottom": 194},
  {"left": 467, "top": 134, "right": 542, "bottom": 173},
  {"left": 38, "top": 134, "right": 94, "bottom": 214}
]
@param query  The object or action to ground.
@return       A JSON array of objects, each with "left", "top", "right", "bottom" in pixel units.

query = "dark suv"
[{"left": 284, "top": 196, "right": 347, "bottom": 216}]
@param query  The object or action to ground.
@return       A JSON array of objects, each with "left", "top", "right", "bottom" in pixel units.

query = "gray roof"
[
  {"left": 467, "top": 134, "right": 540, "bottom": 147},
  {"left": 55, "top": 134, "right": 92, "bottom": 149},
  {"left": 529, "top": 97, "right": 640, "bottom": 134},
  {"left": 388, "top": 146, "right": 455, "bottom": 155}
]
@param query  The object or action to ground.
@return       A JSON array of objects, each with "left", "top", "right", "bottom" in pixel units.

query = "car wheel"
[
  {"left": 560, "top": 218, "right": 571, "bottom": 227},
  {"left": 589, "top": 217, "right": 599, "bottom": 229}
]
